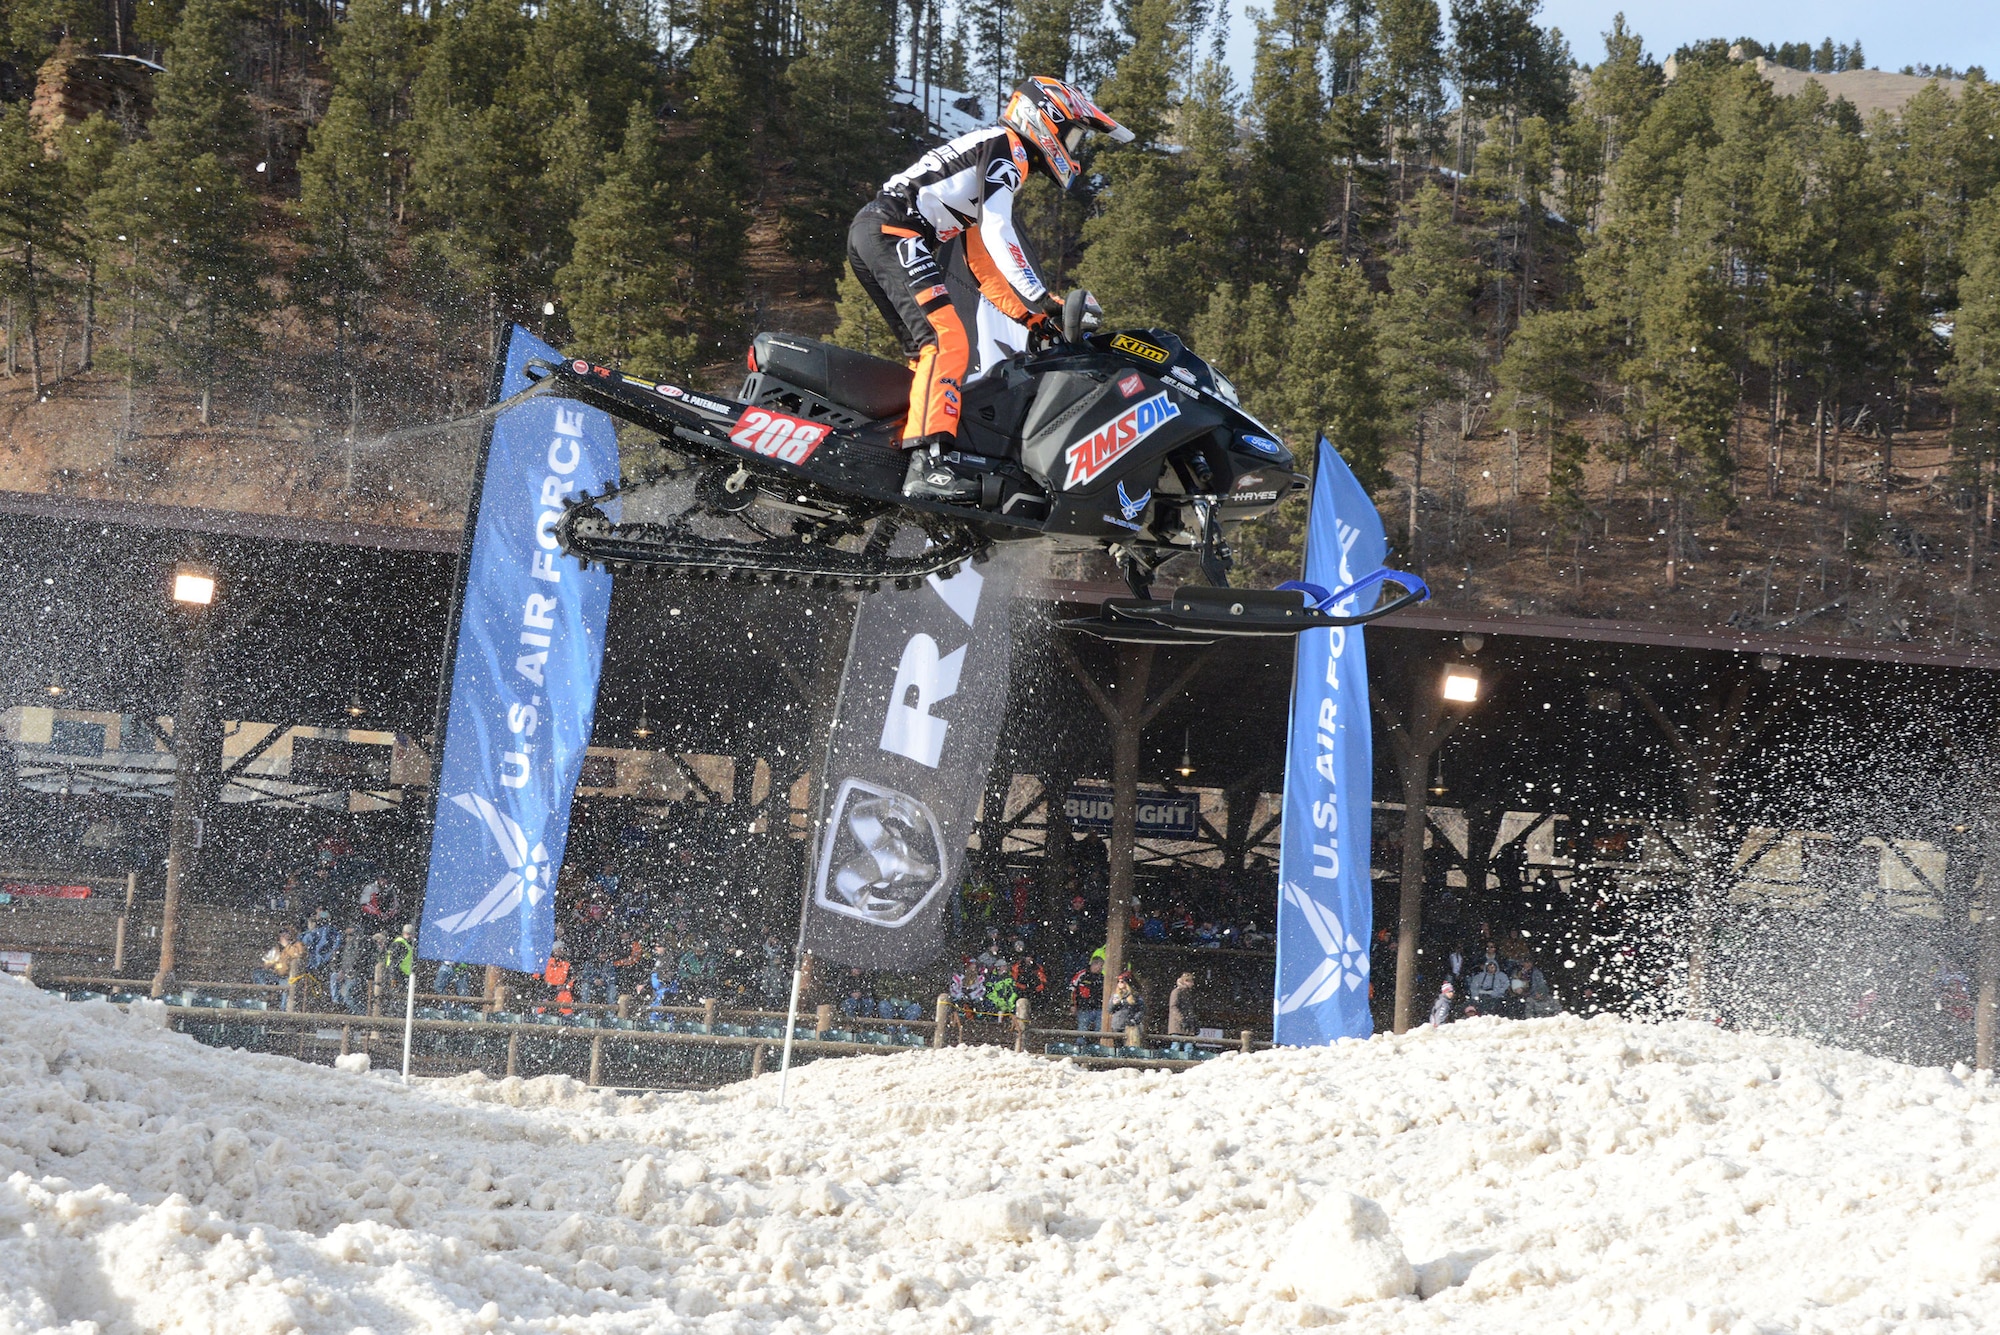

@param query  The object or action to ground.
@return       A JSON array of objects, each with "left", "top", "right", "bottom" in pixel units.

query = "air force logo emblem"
[
  {"left": 1275, "top": 880, "right": 1369, "bottom": 1013},
  {"left": 435, "top": 792, "right": 550, "bottom": 933},
  {"left": 1116, "top": 481, "right": 1151, "bottom": 521}
]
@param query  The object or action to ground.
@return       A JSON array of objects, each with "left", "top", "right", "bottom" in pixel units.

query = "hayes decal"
[
  {"left": 1110, "top": 334, "right": 1170, "bottom": 363},
  {"left": 731, "top": 407, "right": 832, "bottom": 464},
  {"left": 1065, "top": 390, "right": 1181, "bottom": 488}
]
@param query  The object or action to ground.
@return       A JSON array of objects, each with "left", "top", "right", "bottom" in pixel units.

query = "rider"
[{"left": 847, "top": 76, "right": 1133, "bottom": 503}]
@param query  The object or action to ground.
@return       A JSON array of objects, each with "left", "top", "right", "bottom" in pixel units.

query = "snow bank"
[{"left": 5, "top": 970, "right": 2000, "bottom": 1332}]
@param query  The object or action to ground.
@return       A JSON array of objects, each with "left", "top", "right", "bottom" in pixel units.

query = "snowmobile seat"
[{"left": 751, "top": 332, "right": 912, "bottom": 421}]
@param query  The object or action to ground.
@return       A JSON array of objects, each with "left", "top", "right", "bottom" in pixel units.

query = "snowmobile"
[{"left": 526, "top": 292, "right": 1427, "bottom": 644}]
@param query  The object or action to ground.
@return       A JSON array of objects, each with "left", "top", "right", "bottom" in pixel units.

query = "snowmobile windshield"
[{"left": 1210, "top": 368, "right": 1241, "bottom": 406}]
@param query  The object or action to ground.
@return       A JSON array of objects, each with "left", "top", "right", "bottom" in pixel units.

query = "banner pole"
[
  {"left": 776, "top": 591, "right": 866, "bottom": 1112},
  {"left": 401, "top": 963, "right": 416, "bottom": 1084}
]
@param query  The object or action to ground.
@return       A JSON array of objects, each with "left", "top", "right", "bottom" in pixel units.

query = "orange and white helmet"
[{"left": 1002, "top": 76, "right": 1134, "bottom": 189}]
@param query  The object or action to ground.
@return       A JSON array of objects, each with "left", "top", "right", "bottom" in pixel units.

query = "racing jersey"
[{"left": 878, "top": 125, "right": 1051, "bottom": 323}]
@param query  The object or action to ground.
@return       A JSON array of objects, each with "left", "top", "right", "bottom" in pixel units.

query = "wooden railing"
[{"left": 43, "top": 973, "right": 1273, "bottom": 1084}]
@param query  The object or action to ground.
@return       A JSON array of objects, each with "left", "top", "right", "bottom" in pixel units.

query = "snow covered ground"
[{"left": 5, "top": 972, "right": 2000, "bottom": 1334}]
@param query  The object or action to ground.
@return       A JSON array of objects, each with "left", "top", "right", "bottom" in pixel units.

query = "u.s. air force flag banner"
[
  {"left": 1274, "top": 435, "right": 1384, "bottom": 1044},
  {"left": 419, "top": 326, "right": 617, "bottom": 973},
  {"left": 802, "top": 545, "right": 1034, "bottom": 970}
]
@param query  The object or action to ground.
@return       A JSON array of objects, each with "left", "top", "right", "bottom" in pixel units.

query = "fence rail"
[{"left": 41, "top": 974, "right": 1273, "bottom": 1083}]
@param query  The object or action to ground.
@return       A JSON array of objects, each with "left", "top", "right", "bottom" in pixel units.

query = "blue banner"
[
  {"left": 1274, "top": 435, "right": 1385, "bottom": 1044},
  {"left": 418, "top": 326, "right": 617, "bottom": 972}
]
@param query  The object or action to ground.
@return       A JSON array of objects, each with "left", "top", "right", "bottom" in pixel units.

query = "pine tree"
[
  {"left": 1496, "top": 307, "right": 1600, "bottom": 522},
  {"left": 1376, "top": 183, "right": 1478, "bottom": 546},
  {"left": 1013, "top": 0, "right": 1111, "bottom": 83},
  {"left": 296, "top": 0, "right": 414, "bottom": 373},
  {"left": 0, "top": 103, "right": 69, "bottom": 396},
  {"left": 1281, "top": 242, "right": 1389, "bottom": 489},
  {"left": 556, "top": 102, "right": 742, "bottom": 377},
  {"left": 101, "top": 0, "right": 265, "bottom": 424},
  {"left": 1949, "top": 193, "right": 2000, "bottom": 572},
  {"left": 829, "top": 265, "right": 901, "bottom": 358},
  {"left": 782, "top": 0, "right": 895, "bottom": 277},
  {"left": 1244, "top": 0, "right": 1331, "bottom": 287},
  {"left": 1376, "top": 0, "right": 1444, "bottom": 175},
  {"left": 1189, "top": 281, "right": 1288, "bottom": 424}
]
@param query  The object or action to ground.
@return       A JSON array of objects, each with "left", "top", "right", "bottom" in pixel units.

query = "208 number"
[{"left": 730, "top": 408, "right": 829, "bottom": 464}]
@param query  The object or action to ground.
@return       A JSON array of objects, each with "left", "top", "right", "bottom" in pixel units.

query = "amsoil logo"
[{"left": 1065, "top": 391, "right": 1181, "bottom": 488}]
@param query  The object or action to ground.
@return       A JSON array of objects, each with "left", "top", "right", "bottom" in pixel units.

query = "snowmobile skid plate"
[{"left": 1062, "top": 569, "right": 1430, "bottom": 643}]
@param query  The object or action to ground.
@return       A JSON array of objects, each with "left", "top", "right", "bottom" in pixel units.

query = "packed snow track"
[{"left": 3, "top": 974, "right": 1999, "bottom": 1333}]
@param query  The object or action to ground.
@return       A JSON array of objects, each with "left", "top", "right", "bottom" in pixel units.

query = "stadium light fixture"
[
  {"left": 172, "top": 567, "right": 216, "bottom": 606},
  {"left": 632, "top": 701, "right": 654, "bottom": 741},
  {"left": 1441, "top": 664, "right": 1481, "bottom": 704},
  {"left": 346, "top": 692, "right": 366, "bottom": 720},
  {"left": 1176, "top": 727, "right": 1195, "bottom": 779},
  {"left": 46, "top": 671, "right": 65, "bottom": 698}
]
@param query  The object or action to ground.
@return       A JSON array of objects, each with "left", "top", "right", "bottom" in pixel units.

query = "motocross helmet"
[{"left": 1002, "top": 76, "right": 1135, "bottom": 189}]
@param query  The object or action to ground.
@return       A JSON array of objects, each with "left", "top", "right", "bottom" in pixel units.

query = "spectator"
[
  {"left": 1428, "top": 981, "right": 1455, "bottom": 1027},
  {"left": 644, "top": 944, "right": 677, "bottom": 1016},
  {"left": 253, "top": 928, "right": 303, "bottom": 987},
  {"left": 1106, "top": 975, "right": 1143, "bottom": 1036},
  {"left": 329, "top": 924, "right": 370, "bottom": 1013},
  {"left": 841, "top": 975, "right": 873, "bottom": 1021},
  {"left": 677, "top": 939, "right": 713, "bottom": 995},
  {"left": 756, "top": 936, "right": 788, "bottom": 1009},
  {"left": 975, "top": 927, "right": 1007, "bottom": 971},
  {"left": 300, "top": 909, "right": 341, "bottom": 974},
  {"left": 1070, "top": 957, "right": 1104, "bottom": 1033},
  {"left": 434, "top": 958, "right": 474, "bottom": 999},
  {"left": 1010, "top": 948, "right": 1047, "bottom": 1004},
  {"left": 985, "top": 969, "right": 1019, "bottom": 1018},
  {"left": 1467, "top": 951, "right": 1509, "bottom": 1012},
  {"left": 1521, "top": 961, "right": 1560, "bottom": 1019},
  {"left": 541, "top": 940, "right": 575, "bottom": 1014},
  {"left": 387, "top": 924, "right": 417, "bottom": 993},
  {"left": 1194, "top": 921, "right": 1220, "bottom": 949},
  {"left": 1167, "top": 971, "right": 1197, "bottom": 1036},
  {"left": 357, "top": 874, "right": 399, "bottom": 925}
]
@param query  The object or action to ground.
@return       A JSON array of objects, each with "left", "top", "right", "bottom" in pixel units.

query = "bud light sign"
[
  {"left": 1064, "top": 788, "right": 1200, "bottom": 838},
  {"left": 418, "top": 326, "right": 617, "bottom": 973}
]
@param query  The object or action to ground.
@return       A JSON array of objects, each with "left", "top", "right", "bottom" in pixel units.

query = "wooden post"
[
  {"left": 339, "top": 1024, "right": 351, "bottom": 1056},
  {"left": 1375, "top": 640, "right": 1484, "bottom": 1033},
  {"left": 814, "top": 1003, "right": 833, "bottom": 1038},
  {"left": 701, "top": 996, "right": 717, "bottom": 1032},
  {"left": 114, "top": 871, "right": 135, "bottom": 974},
  {"left": 751, "top": 1044, "right": 767, "bottom": 1076},
  {"left": 494, "top": 984, "right": 511, "bottom": 1015},
  {"left": 1978, "top": 872, "right": 2000, "bottom": 1070},
  {"left": 1057, "top": 641, "right": 1210, "bottom": 1031},
  {"left": 587, "top": 1032, "right": 604, "bottom": 1087},
  {"left": 369, "top": 962, "right": 385, "bottom": 1017},
  {"left": 483, "top": 964, "right": 500, "bottom": 1012},
  {"left": 152, "top": 590, "right": 216, "bottom": 999},
  {"left": 505, "top": 1028, "right": 520, "bottom": 1077},
  {"left": 1123, "top": 1024, "right": 1141, "bottom": 1049},
  {"left": 1239, "top": 1029, "right": 1252, "bottom": 1053},
  {"left": 933, "top": 993, "right": 950, "bottom": 1047},
  {"left": 1014, "top": 996, "right": 1029, "bottom": 1052}
]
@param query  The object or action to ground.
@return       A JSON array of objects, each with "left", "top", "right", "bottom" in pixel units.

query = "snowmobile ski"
[{"left": 1062, "top": 569, "right": 1430, "bottom": 644}]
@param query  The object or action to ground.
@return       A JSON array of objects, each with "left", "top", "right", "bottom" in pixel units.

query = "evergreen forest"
[{"left": 5, "top": 0, "right": 2000, "bottom": 633}]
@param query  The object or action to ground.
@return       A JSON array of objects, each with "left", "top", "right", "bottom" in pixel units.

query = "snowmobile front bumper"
[{"left": 1062, "top": 569, "right": 1429, "bottom": 643}]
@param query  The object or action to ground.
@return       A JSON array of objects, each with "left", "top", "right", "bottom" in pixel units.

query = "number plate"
[{"left": 729, "top": 407, "right": 832, "bottom": 464}]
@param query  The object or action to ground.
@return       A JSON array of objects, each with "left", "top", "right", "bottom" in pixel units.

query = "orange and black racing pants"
[{"left": 847, "top": 199, "right": 966, "bottom": 445}]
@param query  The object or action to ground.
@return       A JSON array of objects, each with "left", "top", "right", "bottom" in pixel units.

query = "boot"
[{"left": 901, "top": 439, "right": 982, "bottom": 504}]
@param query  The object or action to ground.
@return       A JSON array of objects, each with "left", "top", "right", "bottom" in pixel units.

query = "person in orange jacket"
[{"left": 541, "top": 940, "right": 575, "bottom": 1015}]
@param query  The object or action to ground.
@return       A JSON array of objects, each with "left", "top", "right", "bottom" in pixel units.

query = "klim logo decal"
[
  {"left": 435, "top": 792, "right": 550, "bottom": 933},
  {"left": 1065, "top": 391, "right": 1181, "bottom": 487}
]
